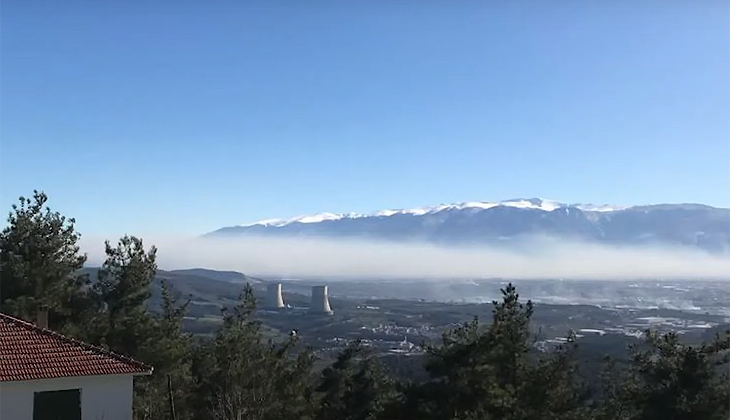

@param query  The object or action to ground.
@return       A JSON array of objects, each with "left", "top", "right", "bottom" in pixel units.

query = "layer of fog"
[{"left": 80, "top": 235, "right": 730, "bottom": 281}]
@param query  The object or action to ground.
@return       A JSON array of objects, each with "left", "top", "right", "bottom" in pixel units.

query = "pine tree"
[
  {"left": 0, "top": 191, "right": 90, "bottom": 332},
  {"left": 412, "top": 284, "right": 591, "bottom": 420},
  {"left": 599, "top": 330, "right": 730, "bottom": 420},
  {"left": 519, "top": 332, "right": 594, "bottom": 420},
  {"left": 190, "top": 284, "right": 315, "bottom": 420},
  {"left": 134, "top": 281, "right": 194, "bottom": 420},
  {"left": 90, "top": 235, "right": 157, "bottom": 357},
  {"left": 316, "top": 340, "right": 400, "bottom": 420}
]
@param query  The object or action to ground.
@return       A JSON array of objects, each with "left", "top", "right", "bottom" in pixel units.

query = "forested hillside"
[{"left": 1, "top": 191, "right": 728, "bottom": 420}]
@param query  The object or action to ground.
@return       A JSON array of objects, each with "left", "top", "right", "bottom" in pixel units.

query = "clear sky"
[{"left": 1, "top": 2, "right": 728, "bottom": 237}]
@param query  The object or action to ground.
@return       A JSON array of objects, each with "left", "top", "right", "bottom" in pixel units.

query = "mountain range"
[{"left": 207, "top": 198, "right": 730, "bottom": 254}]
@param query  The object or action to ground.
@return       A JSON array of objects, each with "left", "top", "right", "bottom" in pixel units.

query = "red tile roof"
[{"left": 0, "top": 312, "right": 153, "bottom": 382}]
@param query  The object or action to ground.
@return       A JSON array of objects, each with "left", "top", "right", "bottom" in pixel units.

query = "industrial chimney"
[
  {"left": 309, "top": 285, "right": 333, "bottom": 315},
  {"left": 266, "top": 283, "right": 285, "bottom": 309}
]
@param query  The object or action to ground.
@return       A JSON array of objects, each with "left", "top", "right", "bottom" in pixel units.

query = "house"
[{"left": 0, "top": 308, "right": 153, "bottom": 420}]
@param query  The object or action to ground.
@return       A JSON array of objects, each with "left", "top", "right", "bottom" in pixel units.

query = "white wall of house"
[{"left": 0, "top": 374, "right": 135, "bottom": 420}]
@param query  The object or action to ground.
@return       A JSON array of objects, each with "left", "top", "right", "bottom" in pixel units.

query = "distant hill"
[
  {"left": 81, "top": 267, "right": 260, "bottom": 287},
  {"left": 206, "top": 198, "right": 730, "bottom": 253},
  {"left": 79, "top": 267, "right": 264, "bottom": 314},
  {"left": 160, "top": 268, "right": 254, "bottom": 284}
]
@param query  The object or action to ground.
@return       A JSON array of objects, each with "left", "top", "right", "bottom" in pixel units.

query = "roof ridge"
[{"left": 0, "top": 312, "right": 152, "bottom": 375}]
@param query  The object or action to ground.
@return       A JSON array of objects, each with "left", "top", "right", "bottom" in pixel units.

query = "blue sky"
[{"left": 1, "top": 2, "right": 728, "bottom": 236}]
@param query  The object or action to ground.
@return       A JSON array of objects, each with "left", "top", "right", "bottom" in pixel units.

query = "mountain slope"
[{"left": 207, "top": 198, "right": 730, "bottom": 253}]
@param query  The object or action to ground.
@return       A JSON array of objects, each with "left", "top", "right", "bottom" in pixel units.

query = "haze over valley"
[
  {"left": 78, "top": 197, "right": 730, "bottom": 282},
  {"left": 79, "top": 196, "right": 730, "bottom": 335}
]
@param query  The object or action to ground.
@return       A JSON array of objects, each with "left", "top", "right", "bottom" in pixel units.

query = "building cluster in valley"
[{"left": 262, "top": 283, "right": 428, "bottom": 356}]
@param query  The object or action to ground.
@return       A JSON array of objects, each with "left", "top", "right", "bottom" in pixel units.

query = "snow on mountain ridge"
[
  {"left": 575, "top": 204, "right": 630, "bottom": 212},
  {"left": 241, "top": 198, "right": 628, "bottom": 228}
]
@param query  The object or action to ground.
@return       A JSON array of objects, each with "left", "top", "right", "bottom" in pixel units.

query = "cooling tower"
[
  {"left": 266, "top": 283, "right": 285, "bottom": 309},
  {"left": 309, "top": 285, "right": 333, "bottom": 315}
]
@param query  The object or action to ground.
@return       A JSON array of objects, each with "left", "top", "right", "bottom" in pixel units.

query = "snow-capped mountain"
[
  {"left": 207, "top": 198, "right": 730, "bottom": 254},
  {"left": 240, "top": 198, "right": 627, "bottom": 228}
]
